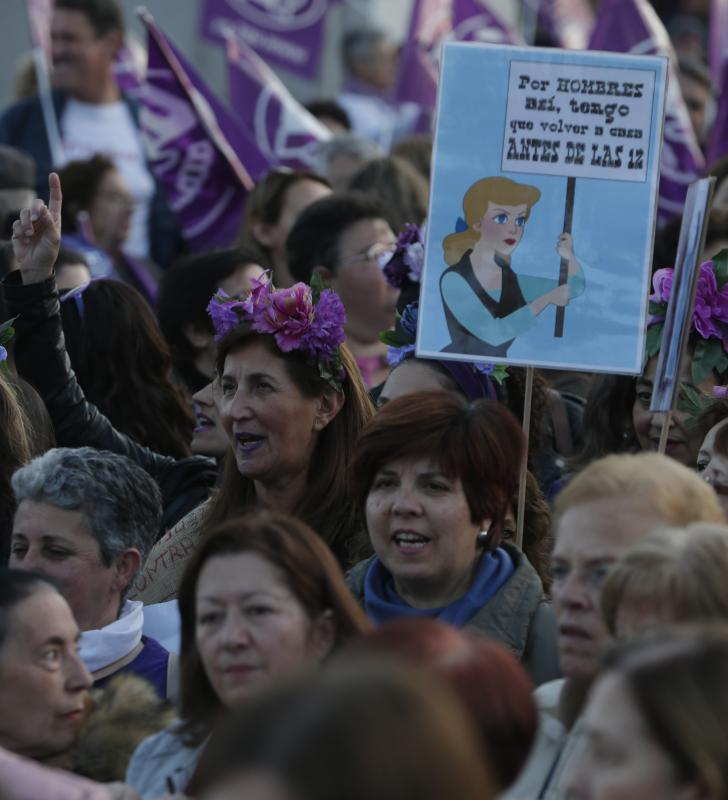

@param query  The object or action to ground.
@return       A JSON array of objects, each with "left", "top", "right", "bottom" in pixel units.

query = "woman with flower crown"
[
  {"left": 571, "top": 253, "right": 728, "bottom": 473},
  {"left": 6, "top": 174, "right": 374, "bottom": 607}
]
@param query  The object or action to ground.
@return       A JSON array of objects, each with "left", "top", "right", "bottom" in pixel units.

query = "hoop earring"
[{"left": 477, "top": 529, "right": 490, "bottom": 546}]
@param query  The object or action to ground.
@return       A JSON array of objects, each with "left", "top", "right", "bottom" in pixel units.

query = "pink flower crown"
[{"left": 206, "top": 273, "right": 347, "bottom": 391}]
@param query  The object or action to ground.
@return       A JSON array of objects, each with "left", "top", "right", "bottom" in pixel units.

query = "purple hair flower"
[
  {"left": 0, "top": 345, "right": 7, "bottom": 363},
  {"left": 386, "top": 343, "right": 416, "bottom": 367},
  {"left": 382, "top": 223, "right": 425, "bottom": 289},
  {"left": 206, "top": 275, "right": 347, "bottom": 390}
]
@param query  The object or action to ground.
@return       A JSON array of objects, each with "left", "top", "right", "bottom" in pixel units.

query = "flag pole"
[
  {"left": 516, "top": 366, "right": 534, "bottom": 550},
  {"left": 554, "top": 176, "right": 576, "bottom": 337},
  {"left": 24, "top": 8, "right": 65, "bottom": 167}
]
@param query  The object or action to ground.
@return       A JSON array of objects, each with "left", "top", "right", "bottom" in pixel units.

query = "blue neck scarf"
[{"left": 363, "top": 548, "right": 515, "bottom": 627}]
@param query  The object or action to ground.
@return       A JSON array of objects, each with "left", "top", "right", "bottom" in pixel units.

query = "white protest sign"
[{"left": 503, "top": 61, "right": 657, "bottom": 182}]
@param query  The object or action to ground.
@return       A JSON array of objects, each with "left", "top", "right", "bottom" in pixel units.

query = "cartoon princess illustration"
[{"left": 440, "top": 176, "right": 585, "bottom": 357}]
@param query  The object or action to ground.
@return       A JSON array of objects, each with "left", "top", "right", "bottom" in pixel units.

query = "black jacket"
[{"left": 3, "top": 273, "right": 217, "bottom": 535}]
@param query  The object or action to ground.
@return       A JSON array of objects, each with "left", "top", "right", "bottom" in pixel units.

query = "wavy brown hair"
[
  {"left": 61, "top": 279, "right": 194, "bottom": 458},
  {"left": 177, "top": 511, "right": 372, "bottom": 744},
  {"left": 203, "top": 327, "right": 374, "bottom": 565}
]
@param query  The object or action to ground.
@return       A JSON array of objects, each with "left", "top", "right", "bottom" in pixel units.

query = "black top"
[{"left": 439, "top": 249, "right": 527, "bottom": 357}]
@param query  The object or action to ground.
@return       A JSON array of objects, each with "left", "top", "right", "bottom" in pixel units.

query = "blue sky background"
[{"left": 417, "top": 43, "right": 668, "bottom": 374}]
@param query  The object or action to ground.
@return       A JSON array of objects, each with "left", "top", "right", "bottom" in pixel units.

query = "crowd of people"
[{"left": 0, "top": 0, "right": 727, "bottom": 798}]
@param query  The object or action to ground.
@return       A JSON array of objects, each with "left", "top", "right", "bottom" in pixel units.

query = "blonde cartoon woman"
[{"left": 440, "top": 176, "right": 585, "bottom": 357}]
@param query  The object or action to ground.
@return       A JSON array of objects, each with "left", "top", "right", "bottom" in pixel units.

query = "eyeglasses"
[{"left": 339, "top": 241, "right": 397, "bottom": 270}]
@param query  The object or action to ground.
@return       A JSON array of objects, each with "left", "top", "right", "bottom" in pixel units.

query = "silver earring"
[{"left": 477, "top": 529, "right": 490, "bottom": 545}]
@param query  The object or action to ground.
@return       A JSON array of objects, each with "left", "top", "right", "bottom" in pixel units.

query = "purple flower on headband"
[
  {"left": 0, "top": 345, "right": 7, "bottom": 363},
  {"left": 207, "top": 290, "right": 244, "bottom": 342},
  {"left": 252, "top": 283, "right": 315, "bottom": 352},
  {"left": 650, "top": 262, "right": 728, "bottom": 345},
  {"left": 386, "top": 343, "right": 415, "bottom": 367},
  {"left": 649, "top": 268, "right": 673, "bottom": 305},
  {"left": 300, "top": 289, "right": 346, "bottom": 358},
  {"left": 399, "top": 303, "right": 418, "bottom": 337},
  {"left": 473, "top": 362, "right": 495, "bottom": 376},
  {"left": 383, "top": 224, "right": 424, "bottom": 289}
]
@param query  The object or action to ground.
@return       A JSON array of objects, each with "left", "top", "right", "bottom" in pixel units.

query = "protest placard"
[{"left": 416, "top": 42, "right": 667, "bottom": 374}]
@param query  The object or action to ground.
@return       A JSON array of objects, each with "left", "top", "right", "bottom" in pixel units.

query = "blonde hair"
[
  {"left": 602, "top": 524, "right": 728, "bottom": 634},
  {"left": 443, "top": 176, "right": 541, "bottom": 266},
  {"left": 555, "top": 453, "right": 724, "bottom": 526}
]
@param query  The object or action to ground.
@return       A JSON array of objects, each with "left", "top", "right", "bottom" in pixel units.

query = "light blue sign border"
[{"left": 416, "top": 42, "right": 668, "bottom": 374}]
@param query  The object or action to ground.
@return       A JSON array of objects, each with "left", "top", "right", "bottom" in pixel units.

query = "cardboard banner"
[
  {"left": 416, "top": 43, "right": 667, "bottom": 375},
  {"left": 199, "top": 0, "right": 330, "bottom": 80}
]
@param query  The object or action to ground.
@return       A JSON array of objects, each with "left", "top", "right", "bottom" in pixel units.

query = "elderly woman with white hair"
[{"left": 9, "top": 446, "right": 175, "bottom": 698}]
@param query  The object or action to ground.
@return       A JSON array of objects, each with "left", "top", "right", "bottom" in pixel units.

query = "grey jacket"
[
  {"left": 126, "top": 723, "right": 205, "bottom": 799},
  {"left": 346, "top": 543, "right": 560, "bottom": 686}
]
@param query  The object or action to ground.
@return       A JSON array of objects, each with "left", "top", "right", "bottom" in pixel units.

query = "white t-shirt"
[{"left": 59, "top": 98, "right": 155, "bottom": 259}]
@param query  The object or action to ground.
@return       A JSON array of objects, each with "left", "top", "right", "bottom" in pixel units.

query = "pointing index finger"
[{"left": 48, "top": 172, "right": 63, "bottom": 232}]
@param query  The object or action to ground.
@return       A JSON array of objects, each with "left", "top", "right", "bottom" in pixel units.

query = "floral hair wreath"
[
  {"left": 380, "top": 223, "right": 509, "bottom": 385},
  {"left": 646, "top": 251, "right": 728, "bottom": 389},
  {"left": 206, "top": 273, "right": 347, "bottom": 391}
]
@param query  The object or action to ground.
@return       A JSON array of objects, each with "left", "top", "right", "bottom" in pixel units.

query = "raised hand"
[{"left": 11, "top": 172, "right": 62, "bottom": 283}]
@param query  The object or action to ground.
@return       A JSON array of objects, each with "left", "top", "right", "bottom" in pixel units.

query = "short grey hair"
[{"left": 11, "top": 447, "right": 162, "bottom": 572}]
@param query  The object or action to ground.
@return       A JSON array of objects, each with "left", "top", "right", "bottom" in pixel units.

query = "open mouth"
[
  {"left": 194, "top": 413, "right": 215, "bottom": 433},
  {"left": 235, "top": 433, "right": 266, "bottom": 453},
  {"left": 504, "top": 238, "right": 517, "bottom": 246},
  {"left": 392, "top": 531, "right": 430, "bottom": 551}
]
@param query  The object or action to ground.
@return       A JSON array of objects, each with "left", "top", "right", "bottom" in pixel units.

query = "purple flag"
[
  {"left": 707, "top": 61, "right": 728, "bottom": 164},
  {"left": 394, "top": 0, "right": 452, "bottom": 110},
  {"left": 226, "top": 37, "right": 330, "bottom": 171},
  {"left": 451, "top": 0, "right": 524, "bottom": 45},
  {"left": 199, "top": 0, "right": 329, "bottom": 81},
  {"left": 709, "top": 0, "right": 728, "bottom": 88},
  {"left": 589, "top": 0, "right": 705, "bottom": 224},
  {"left": 138, "top": 10, "right": 255, "bottom": 252}
]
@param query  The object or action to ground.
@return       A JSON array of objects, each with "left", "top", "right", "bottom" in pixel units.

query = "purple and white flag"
[
  {"left": 226, "top": 37, "right": 330, "bottom": 170},
  {"left": 451, "top": 0, "right": 524, "bottom": 46},
  {"left": 589, "top": 0, "right": 705, "bottom": 224},
  {"left": 707, "top": 61, "right": 728, "bottom": 164},
  {"left": 394, "top": 0, "right": 452, "bottom": 110},
  {"left": 709, "top": 0, "right": 728, "bottom": 89},
  {"left": 138, "top": 10, "right": 255, "bottom": 252},
  {"left": 200, "top": 0, "right": 329, "bottom": 81}
]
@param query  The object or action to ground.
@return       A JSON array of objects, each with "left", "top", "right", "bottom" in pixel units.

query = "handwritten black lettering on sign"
[{"left": 503, "top": 60, "right": 656, "bottom": 183}]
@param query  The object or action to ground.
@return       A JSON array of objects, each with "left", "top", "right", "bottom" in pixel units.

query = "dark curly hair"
[{"left": 60, "top": 279, "right": 194, "bottom": 458}]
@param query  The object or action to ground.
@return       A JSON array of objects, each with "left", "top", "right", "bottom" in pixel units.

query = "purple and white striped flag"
[
  {"left": 138, "top": 10, "right": 255, "bottom": 251},
  {"left": 226, "top": 36, "right": 330, "bottom": 171}
]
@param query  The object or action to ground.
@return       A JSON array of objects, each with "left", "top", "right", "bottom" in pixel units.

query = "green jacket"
[{"left": 346, "top": 543, "right": 560, "bottom": 686}]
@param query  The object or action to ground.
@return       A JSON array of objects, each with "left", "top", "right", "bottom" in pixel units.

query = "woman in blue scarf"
[{"left": 346, "top": 390, "right": 560, "bottom": 686}]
